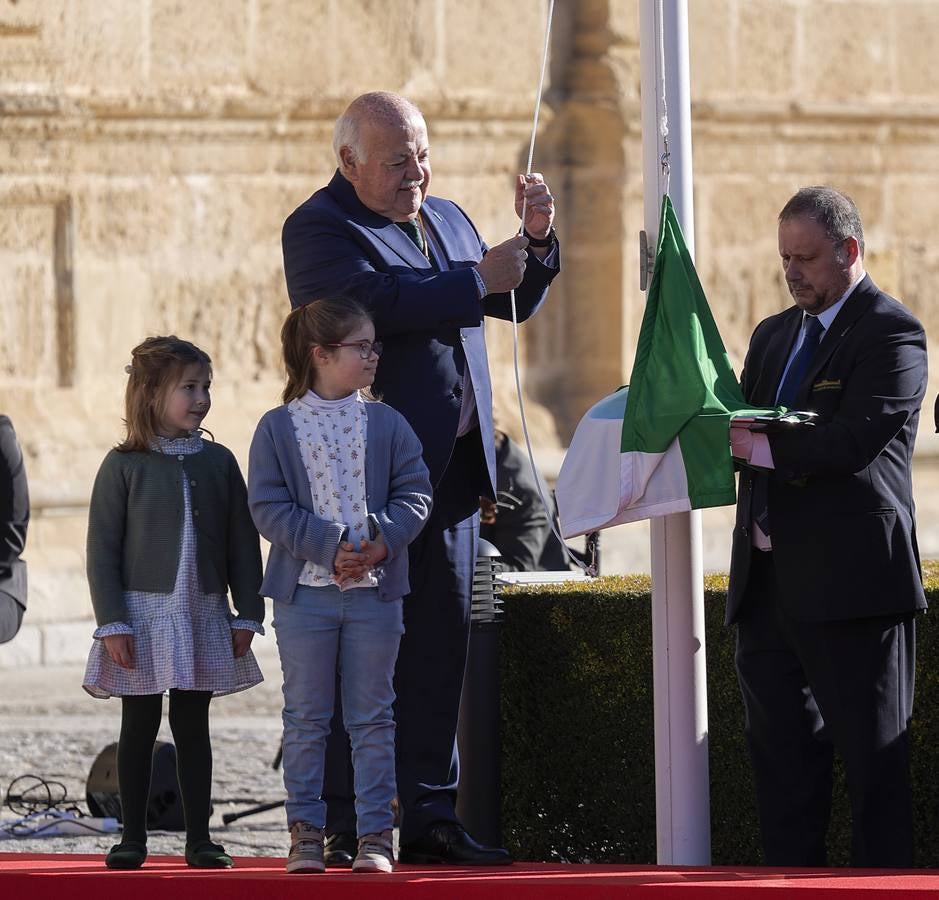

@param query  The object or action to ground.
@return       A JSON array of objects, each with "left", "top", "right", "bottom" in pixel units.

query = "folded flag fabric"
[{"left": 556, "top": 195, "right": 773, "bottom": 538}]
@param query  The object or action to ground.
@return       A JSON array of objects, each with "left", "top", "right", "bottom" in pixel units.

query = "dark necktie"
[
  {"left": 777, "top": 315, "right": 824, "bottom": 409},
  {"left": 752, "top": 314, "right": 824, "bottom": 538},
  {"left": 396, "top": 218, "right": 426, "bottom": 255}
]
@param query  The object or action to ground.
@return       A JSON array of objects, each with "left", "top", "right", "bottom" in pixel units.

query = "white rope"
[
  {"left": 507, "top": 0, "right": 593, "bottom": 576},
  {"left": 516, "top": 0, "right": 554, "bottom": 235},
  {"left": 656, "top": 0, "right": 671, "bottom": 192}
]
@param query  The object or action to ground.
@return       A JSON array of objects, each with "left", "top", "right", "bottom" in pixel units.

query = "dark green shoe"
[
  {"left": 185, "top": 840, "right": 234, "bottom": 869},
  {"left": 105, "top": 841, "right": 147, "bottom": 869}
]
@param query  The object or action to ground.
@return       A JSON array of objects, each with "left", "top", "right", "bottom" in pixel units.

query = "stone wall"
[
  {"left": 3, "top": 0, "right": 939, "bottom": 664},
  {"left": 0, "top": 0, "right": 559, "bottom": 665},
  {"left": 687, "top": 0, "right": 939, "bottom": 379},
  {"left": 554, "top": 0, "right": 939, "bottom": 430}
]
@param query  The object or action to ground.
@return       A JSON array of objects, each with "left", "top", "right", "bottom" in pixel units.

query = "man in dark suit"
[
  {"left": 281, "top": 91, "right": 559, "bottom": 865},
  {"left": 0, "top": 415, "right": 28, "bottom": 644},
  {"left": 727, "top": 186, "right": 927, "bottom": 867}
]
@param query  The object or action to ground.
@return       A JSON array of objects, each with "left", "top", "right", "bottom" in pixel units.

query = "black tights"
[{"left": 118, "top": 689, "right": 213, "bottom": 846}]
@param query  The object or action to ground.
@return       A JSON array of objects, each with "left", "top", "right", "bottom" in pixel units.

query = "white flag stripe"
[{"left": 557, "top": 387, "right": 693, "bottom": 538}]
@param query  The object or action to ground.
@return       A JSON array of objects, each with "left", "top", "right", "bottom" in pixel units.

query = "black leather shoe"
[
  {"left": 399, "top": 821, "right": 512, "bottom": 865},
  {"left": 324, "top": 831, "right": 357, "bottom": 868}
]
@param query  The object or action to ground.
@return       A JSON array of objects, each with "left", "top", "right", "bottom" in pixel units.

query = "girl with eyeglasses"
[{"left": 248, "top": 297, "right": 431, "bottom": 874}]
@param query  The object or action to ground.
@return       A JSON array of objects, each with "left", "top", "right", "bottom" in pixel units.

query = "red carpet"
[{"left": 3, "top": 854, "right": 939, "bottom": 899}]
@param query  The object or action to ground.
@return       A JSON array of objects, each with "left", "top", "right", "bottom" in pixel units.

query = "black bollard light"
[{"left": 455, "top": 537, "right": 505, "bottom": 848}]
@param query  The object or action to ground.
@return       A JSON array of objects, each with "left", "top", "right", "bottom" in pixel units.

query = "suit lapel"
[
  {"left": 325, "top": 170, "right": 434, "bottom": 271},
  {"left": 367, "top": 219, "right": 434, "bottom": 271},
  {"left": 420, "top": 204, "right": 457, "bottom": 272}
]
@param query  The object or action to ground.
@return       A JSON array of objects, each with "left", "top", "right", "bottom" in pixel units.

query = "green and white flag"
[{"left": 557, "top": 195, "right": 768, "bottom": 538}]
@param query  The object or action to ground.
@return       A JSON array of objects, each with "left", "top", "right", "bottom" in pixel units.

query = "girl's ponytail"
[{"left": 281, "top": 298, "right": 371, "bottom": 403}]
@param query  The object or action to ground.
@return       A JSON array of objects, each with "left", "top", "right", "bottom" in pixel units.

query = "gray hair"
[
  {"left": 779, "top": 186, "right": 865, "bottom": 258},
  {"left": 333, "top": 91, "right": 425, "bottom": 167}
]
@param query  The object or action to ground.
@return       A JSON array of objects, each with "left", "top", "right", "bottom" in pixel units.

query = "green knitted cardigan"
[{"left": 86, "top": 441, "right": 264, "bottom": 626}]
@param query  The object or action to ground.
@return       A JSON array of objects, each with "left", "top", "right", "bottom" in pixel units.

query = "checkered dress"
[{"left": 83, "top": 434, "right": 264, "bottom": 699}]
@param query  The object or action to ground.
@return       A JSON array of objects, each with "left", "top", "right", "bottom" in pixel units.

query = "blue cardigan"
[{"left": 248, "top": 399, "right": 432, "bottom": 603}]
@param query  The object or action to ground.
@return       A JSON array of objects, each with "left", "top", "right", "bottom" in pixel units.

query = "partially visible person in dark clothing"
[
  {"left": 480, "top": 429, "right": 571, "bottom": 572},
  {"left": 0, "top": 415, "right": 29, "bottom": 644}
]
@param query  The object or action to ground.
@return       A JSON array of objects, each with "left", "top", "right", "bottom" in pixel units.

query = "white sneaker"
[
  {"left": 352, "top": 830, "right": 394, "bottom": 873},
  {"left": 286, "top": 822, "right": 325, "bottom": 874}
]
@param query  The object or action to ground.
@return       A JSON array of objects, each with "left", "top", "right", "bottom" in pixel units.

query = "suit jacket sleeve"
[
  {"left": 446, "top": 198, "right": 559, "bottom": 324},
  {"left": 482, "top": 240, "right": 559, "bottom": 325},
  {"left": 282, "top": 199, "right": 558, "bottom": 333},
  {"left": 767, "top": 316, "right": 927, "bottom": 481}
]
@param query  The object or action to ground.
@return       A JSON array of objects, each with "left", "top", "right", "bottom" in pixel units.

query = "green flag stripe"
[{"left": 620, "top": 195, "right": 759, "bottom": 511}]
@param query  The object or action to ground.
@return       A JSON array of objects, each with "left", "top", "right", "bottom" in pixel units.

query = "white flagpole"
[{"left": 639, "top": 0, "right": 711, "bottom": 865}]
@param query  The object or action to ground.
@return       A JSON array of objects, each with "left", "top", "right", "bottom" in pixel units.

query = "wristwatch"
[{"left": 524, "top": 226, "right": 557, "bottom": 248}]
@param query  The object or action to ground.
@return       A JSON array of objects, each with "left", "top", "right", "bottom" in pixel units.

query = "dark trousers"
[
  {"left": 324, "top": 432, "right": 482, "bottom": 843},
  {"left": 735, "top": 550, "right": 915, "bottom": 867}
]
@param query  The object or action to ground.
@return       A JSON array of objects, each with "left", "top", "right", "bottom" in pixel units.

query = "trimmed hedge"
[{"left": 500, "top": 563, "right": 939, "bottom": 865}]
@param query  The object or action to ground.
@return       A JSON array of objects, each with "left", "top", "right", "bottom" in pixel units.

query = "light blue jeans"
[{"left": 273, "top": 583, "right": 403, "bottom": 835}]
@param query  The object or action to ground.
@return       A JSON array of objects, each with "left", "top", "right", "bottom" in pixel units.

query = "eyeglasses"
[{"left": 325, "top": 340, "right": 383, "bottom": 359}]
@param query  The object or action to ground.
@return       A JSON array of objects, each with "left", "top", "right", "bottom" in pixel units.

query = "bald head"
[{"left": 333, "top": 92, "right": 426, "bottom": 166}]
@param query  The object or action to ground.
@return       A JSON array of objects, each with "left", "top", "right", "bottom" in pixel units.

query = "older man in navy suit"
[
  {"left": 728, "top": 186, "right": 927, "bottom": 868},
  {"left": 282, "top": 91, "right": 559, "bottom": 865}
]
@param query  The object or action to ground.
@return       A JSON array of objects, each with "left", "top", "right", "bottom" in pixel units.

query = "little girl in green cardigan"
[{"left": 82, "top": 335, "right": 264, "bottom": 870}]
